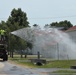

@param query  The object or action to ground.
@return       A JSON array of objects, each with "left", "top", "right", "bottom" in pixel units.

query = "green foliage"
[
  {"left": 26, "top": 42, "right": 33, "bottom": 49},
  {"left": 6, "top": 8, "right": 29, "bottom": 32},
  {"left": 10, "top": 8, "right": 29, "bottom": 27},
  {"left": 6, "top": 8, "right": 30, "bottom": 51},
  {"left": 52, "top": 70, "right": 76, "bottom": 73},
  {"left": 50, "top": 20, "right": 73, "bottom": 30},
  {"left": 33, "top": 24, "right": 39, "bottom": 27}
]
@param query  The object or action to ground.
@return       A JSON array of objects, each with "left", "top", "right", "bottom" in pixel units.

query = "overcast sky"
[{"left": 0, "top": 0, "right": 76, "bottom": 28}]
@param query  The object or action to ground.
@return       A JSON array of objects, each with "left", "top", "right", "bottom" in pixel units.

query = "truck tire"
[{"left": 3, "top": 54, "right": 8, "bottom": 61}]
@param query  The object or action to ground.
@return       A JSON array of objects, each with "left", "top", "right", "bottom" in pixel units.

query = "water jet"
[{"left": 11, "top": 26, "right": 76, "bottom": 60}]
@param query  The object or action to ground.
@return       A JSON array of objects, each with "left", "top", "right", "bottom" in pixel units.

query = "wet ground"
[
  {"left": 0, "top": 60, "right": 76, "bottom": 75},
  {"left": 0, "top": 60, "right": 50, "bottom": 75}
]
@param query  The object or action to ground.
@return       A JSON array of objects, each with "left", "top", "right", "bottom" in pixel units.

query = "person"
[{"left": 0, "top": 29, "right": 6, "bottom": 41}]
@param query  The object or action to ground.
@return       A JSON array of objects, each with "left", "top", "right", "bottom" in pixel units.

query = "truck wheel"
[{"left": 3, "top": 54, "right": 8, "bottom": 61}]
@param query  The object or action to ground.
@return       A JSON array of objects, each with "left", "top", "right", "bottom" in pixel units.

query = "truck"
[{"left": 0, "top": 41, "right": 8, "bottom": 61}]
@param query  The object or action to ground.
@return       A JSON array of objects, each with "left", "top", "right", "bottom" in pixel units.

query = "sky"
[{"left": 0, "top": 0, "right": 76, "bottom": 28}]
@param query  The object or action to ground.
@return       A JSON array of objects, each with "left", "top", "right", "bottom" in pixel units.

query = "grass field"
[
  {"left": 52, "top": 70, "right": 76, "bottom": 73},
  {"left": 8, "top": 55, "right": 76, "bottom": 68}
]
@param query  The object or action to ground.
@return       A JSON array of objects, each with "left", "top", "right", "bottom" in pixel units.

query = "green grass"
[
  {"left": 8, "top": 55, "right": 76, "bottom": 68},
  {"left": 8, "top": 55, "right": 39, "bottom": 68},
  {"left": 52, "top": 70, "right": 76, "bottom": 73},
  {"left": 44, "top": 60, "right": 76, "bottom": 68},
  {"left": 51, "top": 70, "right": 76, "bottom": 75}
]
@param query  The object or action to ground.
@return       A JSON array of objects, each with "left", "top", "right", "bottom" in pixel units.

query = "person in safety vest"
[{"left": 0, "top": 29, "right": 6, "bottom": 41}]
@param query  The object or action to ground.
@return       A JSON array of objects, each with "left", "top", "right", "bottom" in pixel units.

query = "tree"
[
  {"left": 6, "top": 8, "right": 29, "bottom": 31},
  {"left": 6, "top": 8, "right": 30, "bottom": 57},
  {"left": 33, "top": 24, "right": 39, "bottom": 27},
  {"left": 49, "top": 20, "right": 73, "bottom": 30}
]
